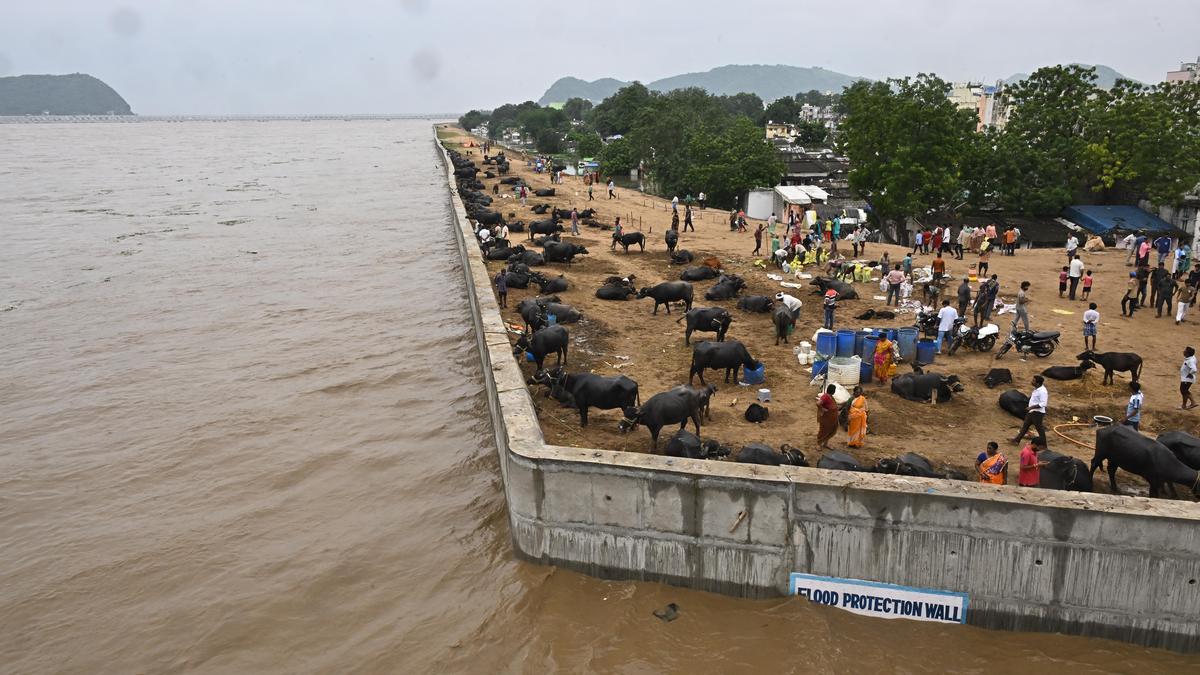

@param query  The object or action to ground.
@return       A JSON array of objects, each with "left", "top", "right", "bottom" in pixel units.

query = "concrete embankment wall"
[{"left": 435, "top": 129, "right": 1200, "bottom": 653}]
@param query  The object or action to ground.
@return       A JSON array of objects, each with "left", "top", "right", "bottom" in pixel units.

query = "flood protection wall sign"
[{"left": 789, "top": 573, "right": 968, "bottom": 624}]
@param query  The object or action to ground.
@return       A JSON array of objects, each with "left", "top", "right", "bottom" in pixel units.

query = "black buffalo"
[
  {"left": 773, "top": 306, "right": 796, "bottom": 345},
  {"left": 596, "top": 283, "right": 636, "bottom": 300},
  {"left": 745, "top": 403, "right": 769, "bottom": 423},
  {"left": 1042, "top": 360, "right": 1095, "bottom": 381},
  {"left": 665, "top": 229, "right": 679, "bottom": 254},
  {"left": 671, "top": 249, "right": 694, "bottom": 265},
  {"left": 737, "top": 295, "right": 775, "bottom": 313},
  {"left": 1156, "top": 431, "right": 1200, "bottom": 470},
  {"left": 513, "top": 324, "right": 568, "bottom": 371},
  {"left": 1077, "top": 350, "right": 1143, "bottom": 385},
  {"left": 680, "top": 265, "right": 721, "bottom": 281},
  {"left": 704, "top": 274, "right": 746, "bottom": 301},
  {"left": 817, "top": 450, "right": 869, "bottom": 472},
  {"left": 663, "top": 430, "right": 728, "bottom": 460},
  {"left": 810, "top": 276, "right": 859, "bottom": 300},
  {"left": 618, "top": 388, "right": 705, "bottom": 451},
  {"left": 735, "top": 443, "right": 807, "bottom": 466},
  {"left": 637, "top": 281, "right": 694, "bottom": 315},
  {"left": 474, "top": 210, "right": 504, "bottom": 226},
  {"left": 536, "top": 367, "right": 639, "bottom": 426},
  {"left": 516, "top": 298, "right": 548, "bottom": 334},
  {"left": 532, "top": 233, "right": 560, "bottom": 247},
  {"left": 669, "top": 384, "right": 718, "bottom": 420},
  {"left": 528, "top": 220, "right": 564, "bottom": 238},
  {"left": 998, "top": 389, "right": 1029, "bottom": 419},
  {"left": 486, "top": 244, "right": 524, "bottom": 261},
  {"left": 536, "top": 274, "right": 569, "bottom": 294},
  {"left": 1091, "top": 424, "right": 1199, "bottom": 498},
  {"left": 677, "top": 307, "right": 732, "bottom": 345},
  {"left": 542, "top": 302, "right": 582, "bottom": 324},
  {"left": 543, "top": 241, "right": 588, "bottom": 264},
  {"left": 983, "top": 368, "right": 1013, "bottom": 389},
  {"left": 508, "top": 250, "right": 544, "bottom": 267},
  {"left": 890, "top": 372, "right": 963, "bottom": 403},
  {"left": 534, "top": 188, "right": 555, "bottom": 197},
  {"left": 1039, "top": 450, "right": 1093, "bottom": 492},
  {"left": 612, "top": 232, "right": 646, "bottom": 253},
  {"left": 688, "top": 340, "right": 760, "bottom": 386}
]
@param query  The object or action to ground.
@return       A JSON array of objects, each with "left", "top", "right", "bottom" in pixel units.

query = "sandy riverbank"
[{"left": 440, "top": 125, "right": 1199, "bottom": 497}]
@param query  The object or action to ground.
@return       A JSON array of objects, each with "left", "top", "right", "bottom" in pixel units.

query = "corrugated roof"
[{"left": 774, "top": 185, "right": 812, "bottom": 204}]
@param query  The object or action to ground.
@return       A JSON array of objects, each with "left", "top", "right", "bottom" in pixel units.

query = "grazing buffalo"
[
  {"left": 671, "top": 249, "right": 694, "bottom": 265},
  {"left": 680, "top": 265, "right": 721, "bottom": 281},
  {"left": 543, "top": 241, "right": 589, "bottom": 264},
  {"left": 596, "top": 283, "right": 636, "bottom": 300},
  {"left": 704, "top": 274, "right": 747, "bottom": 301},
  {"left": 890, "top": 372, "right": 964, "bottom": 403},
  {"left": 998, "top": 390, "right": 1029, "bottom": 419},
  {"left": 737, "top": 295, "right": 775, "bottom": 313},
  {"left": 637, "top": 281, "right": 694, "bottom": 315},
  {"left": 665, "top": 229, "right": 679, "bottom": 254},
  {"left": 810, "top": 276, "right": 859, "bottom": 300},
  {"left": 1156, "top": 431, "right": 1200, "bottom": 470},
  {"left": 1091, "top": 424, "right": 1200, "bottom": 498},
  {"left": 744, "top": 403, "right": 769, "bottom": 423},
  {"left": 689, "top": 340, "right": 760, "bottom": 386},
  {"left": 983, "top": 368, "right": 1013, "bottom": 389},
  {"left": 677, "top": 307, "right": 732, "bottom": 345},
  {"left": 735, "top": 443, "right": 807, "bottom": 466},
  {"left": 669, "top": 384, "right": 718, "bottom": 420},
  {"left": 1077, "top": 350, "right": 1143, "bottom": 385},
  {"left": 663, "top": 430, "right": 728, "bottom": 460},
  {"left": 536, "top": 274, "right": 569, "bottom": 294},
  {"left": 534, "top": 188, "right": 555, "bottom": 197},
  {"left": 612, "top": 232, "right": 646, "bottom": 253},
  {"left": 618, "top": 389, "right": 705, "bottom": 451},
  {"left": 528, "top": 219, "right": 564, "bottom": 238},
  {"left": 536, "top": 367, "right": 639, "bottom": 426},
  {"left": 512, "top": 325, "right": 568, "bottom": 371},
  {"left": 817, "top": 450, "right": 868, "bottom": 472},
  {"left": 1042, "top": 360, "right": 1095, "bottom": 381},
  {"left": 486, "top": 244, "right": 524, "bottom": 261},
  {"left": 1039, "top": 450, "right": 1093, "bottom": 492},
  {"left": 773, "top": 306, "right": 796, "bottom": 345}
]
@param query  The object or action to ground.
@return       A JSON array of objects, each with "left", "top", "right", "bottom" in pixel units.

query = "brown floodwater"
[{"left": 0, "top": 119, "right": 1193, "bottom": 673}]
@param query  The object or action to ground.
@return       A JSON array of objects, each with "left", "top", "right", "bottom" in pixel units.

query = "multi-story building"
[{"left": 1166, "top": 57, "right": 1199, "bottom": 83}]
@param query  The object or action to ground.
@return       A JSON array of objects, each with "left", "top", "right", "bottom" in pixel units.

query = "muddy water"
[{"left": 0, "top": 120, "right": 1190, "bottom": 673}]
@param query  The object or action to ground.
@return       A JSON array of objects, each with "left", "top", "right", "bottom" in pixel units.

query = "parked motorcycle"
[
  {"left": 915, "top": 310, "right": 940, "bottom": 338},
  {"left": 995, "top": 329, "right": 1060, "bottom": 358},
  {"left": 947, "top": 318, "right": 1000, "bottom": 354}
]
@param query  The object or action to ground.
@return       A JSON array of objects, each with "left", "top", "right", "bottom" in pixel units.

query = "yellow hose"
[{"left": 1053, "top": 423, "right": 1096, "bottom": 450}]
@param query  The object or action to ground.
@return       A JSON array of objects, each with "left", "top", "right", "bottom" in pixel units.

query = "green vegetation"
[
  {"left": 0, "top": 74, "right": 132, "bottom": 115},
  {"left": 537, "top": 65, "right": 864, "bottom": 105}
]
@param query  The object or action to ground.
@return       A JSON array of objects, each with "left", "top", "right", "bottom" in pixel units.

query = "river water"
[{"left": 0, "top": 119, "right": 1191, "bottom": 673}]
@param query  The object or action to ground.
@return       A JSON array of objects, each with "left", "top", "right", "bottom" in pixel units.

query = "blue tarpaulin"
[{"left": 1062, "top": 205, "right": 1183, "bottom": 237}]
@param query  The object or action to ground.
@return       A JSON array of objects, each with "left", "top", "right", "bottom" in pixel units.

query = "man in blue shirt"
[
  {"left": 1123, "top": 381, "right": 1144, "bottom": 430},
  {"left": 1154, "top": 236, "right": 1173, "bottom": 266}
]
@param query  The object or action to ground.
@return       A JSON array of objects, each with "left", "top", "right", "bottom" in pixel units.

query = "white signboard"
[{"left": 789, "top": 573, "right": 968, "bottom": 624}]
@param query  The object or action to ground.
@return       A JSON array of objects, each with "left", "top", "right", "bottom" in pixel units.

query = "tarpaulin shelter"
[{"left": 1061, "top": 205, "right": 1187, "bottom": 239}]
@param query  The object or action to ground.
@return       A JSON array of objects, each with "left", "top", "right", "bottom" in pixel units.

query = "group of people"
[
  {"left": 1116, "top": 232, "right": 1199, "bottom": 325},
  {"left": 911, "top": 222, "right": 1021, "bottom": 260},
  {"left": 747, "top": 211, "right": 872, "bottom": 270}
]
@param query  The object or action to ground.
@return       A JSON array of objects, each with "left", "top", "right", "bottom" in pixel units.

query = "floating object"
[
  {"left": 653, "top": 603, "right": 680, "bottom": 622},
  {"left": 757, "top": 388, "right": 771, "bottom": 402}
]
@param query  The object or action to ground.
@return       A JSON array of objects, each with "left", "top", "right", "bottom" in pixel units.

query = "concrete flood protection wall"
[{"left": 435, "top": 131, "right": 1200, "bottom": 653}]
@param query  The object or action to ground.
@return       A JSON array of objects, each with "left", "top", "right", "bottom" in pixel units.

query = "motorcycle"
[
  {"left": 947, "top": 318, "right": 1000, "bottom": 354},
  {"left": 995, "top": 329, "right": 1060, "bottom": 358},
  {"left": 915, "top": 310, "right": 940, "bottom": 338}
]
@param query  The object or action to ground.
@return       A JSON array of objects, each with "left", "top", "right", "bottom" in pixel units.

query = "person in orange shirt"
[
  {"left": 976, "top": 441, "right": 1008, "bottom": 484},
  {"left": 1004, "top": 227, "right": 1017, "bottom": 256},
  {"left": 931, "top": 251, "right": 947, "bottom": 282}
]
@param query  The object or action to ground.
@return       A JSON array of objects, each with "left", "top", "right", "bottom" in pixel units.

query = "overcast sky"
[{"left": 3, "top": 0, "right": 1197, "bottom": 114}]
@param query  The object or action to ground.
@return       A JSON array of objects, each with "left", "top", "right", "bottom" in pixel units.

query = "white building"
[{"left": 1167, "top": 57, "right": 1199, "bottom": 83}]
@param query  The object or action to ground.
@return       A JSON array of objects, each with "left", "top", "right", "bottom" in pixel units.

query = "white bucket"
[
  {"left": 799, "top": 341, "right": 812, "bottom": 355},
  {"left": 758, "top": 388, "right": 771, "bottom": 402},
  {"left": 827, "top": 356, "right": 861, "bottom": 387}
]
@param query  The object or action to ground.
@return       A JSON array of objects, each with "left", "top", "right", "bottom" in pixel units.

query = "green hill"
[
  {"left": 1004, "top": 64, "right": 1139, "bottom": 89},
  {"left": 0, "top": 74, "right": 133, "bottom": 115}
]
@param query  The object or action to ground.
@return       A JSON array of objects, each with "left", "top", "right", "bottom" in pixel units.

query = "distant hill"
[
  {"left": 0, "top": 74, "right": 133, "bottom": 115},
  {"left": 1004, "top": 64, "right": 1139, "bottom": 90},
  {"left": 537, "top": 64, "right": 866, "bottom": 105}
]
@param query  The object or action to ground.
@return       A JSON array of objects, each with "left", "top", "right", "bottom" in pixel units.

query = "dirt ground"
[{"left": 440, "top": 125, "right": 1200, "bottom": 498}]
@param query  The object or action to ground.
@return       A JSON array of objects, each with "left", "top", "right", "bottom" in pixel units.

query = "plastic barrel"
[
  {"left": 742, "top": 363, "right": 765, "bottom": 385},
  {"left": 812, "top": 359, "right": 829, "bottom": 376},
  {"left": 816, "top": 331, "right": 837, "bottom": 358},
  {"left": 897, "top": 327, "right": 918, "bottom": 361},
  {"left": 836, "top": 330, "right": 856, "bottom": 357},
  {"left": 860, "top": 360, "right": 874, "bottom": 383},
  {"left": 547, "top": 314, "right": 557, "bottom": 325},
  {"left": 917, "top": 338, "right": 937, "bottom": 365},
  {"left": 827, "top": 356, "right": 862, "bottom": 387},
  {"left": 854, "top": 330, "right": 869, "bottom": 357},
  {"left": 861, "top": 335, "right": 879, "bottom": 361}
]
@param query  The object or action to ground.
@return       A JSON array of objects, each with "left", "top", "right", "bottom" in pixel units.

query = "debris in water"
[{"left": 653, "top": 603, "right": 680, "bottom": 622}]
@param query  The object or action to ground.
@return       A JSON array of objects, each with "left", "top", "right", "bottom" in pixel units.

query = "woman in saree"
[
  {"left": 816, "top": 384, "right": 839, "bottom": 449},
  {"left": 874, "top": 334, "right": 897, "bottom": 385},
  {"left": 847, "top": 386, "right": 867, "bottom": 448}
]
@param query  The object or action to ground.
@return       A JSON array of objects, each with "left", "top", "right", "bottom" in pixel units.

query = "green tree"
[
  {"left": 568, "top": 129, "right": 603, "bottom": 158},
  {"left": 761, "top": 95, "right": 801, "bottom": 126},
  {"left": 683, "top": 117, "right": 786, "bottom": 208},
  {"left": 794, "top": 120, "right": 828, "bottom": 146},
  {"left": 598, "top": 137, "right": 637, "bottom": 175},
  {"left": 590, "top": 82, "right": 652, "bottom": 136},
  {"left": 487, "top": 101, "right": 538, "bottom": 139},
  {"left": 837, "top": 75, "right": 976, "bottom": 234},
  {"left": 458, "top": 109, "right": 489, "bottom": 131},
  {"left": 715, "top": 92, "right": 764, "bottom": 121},
  {"left": 562, "top": 97, "right": 593, "bottom": 121}
]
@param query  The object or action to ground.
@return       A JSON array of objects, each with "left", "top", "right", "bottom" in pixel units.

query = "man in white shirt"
[
  {"left": 1181, "top": 346, "right": 1197, "bottom": 410},
  {"left": 1068, "top": 254, "right": 1085, "bottom": 300},
  {"left": 936, "top": 299, "right": 958, "bottom": 354},
  {"left": 1013, "top": 375, "right": 1049, "bottom": 444},
  {"left": 1083, "top": 303, "right": 1099, "bottom": 351},
  {"left": 500, "top": 223, "right": 509, "bottom": 241},
  {"left": 671, "top": 195, "right": 679, "bottom": 212},
  {"left": 775, "top": 292, "right": 802, "bottom": 320},
  {"left": 1122, "top": 233, "right": 1137, "bottom": 265},
  {"left": 1065, "top": 235, "right": 1079, "bottom": 265},
  {"left": 698, "top": 191, "right": 706, "bottom": 209}
]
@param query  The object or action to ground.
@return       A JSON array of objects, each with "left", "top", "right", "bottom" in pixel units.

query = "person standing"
[
  {"left": 1068, "top": 254, "right": 1084, "bottom": 300},
  {"left": 1018, "top": 437, "right": 1048, "bottom": 488},
  {"left": 976, "top": 441, "right": 1009, "bottom": 485},
  {"left": 1012, "top": 281, "right": 1032, "bottom": 332},
  {"left": 1012, "top": 375, "right": 1048, "bottom": 445},
  {"left": 931, "top": 251, "right": 946, "bottom": 283},
  {"left": 1122, "top": 232, "right": 1138, "bottom": 265},
  {"left": 972, "top": 281, "right": 989, "bottom": 328},
  {"left": 982, "top": 274, "right": 1000, "bottom": 324},
  {"left": 607, "top": 179, "right": 616, "bottom": 199},
  {"left": 493, "top": 268, "right": 508, "bottom": 308},
  {"left": 1083, "top": 303, "right": 1099, "bottom": 351},
  {"left": 874, "top": 333, "right": 897, "bottom": 384},
  {"left": 671, "top": 195, "right": 679, "bottom": 213},
  {"left": 683, "top": 205, "right": 694, "bottom": 232},
  {"left": 816, "top": 384, "right": 839, "bottom": 450},
  {"left": 1122, "top": 382, "right": 1144, "bottom": 431},
  {"left": 1121, "top": 271, "right": 1139, "bottom": 317},
  {"left": 1154, "top": 235, "right": 1173, "bottom": 265},
  {"left": 956, "top": 277, "right": 972, "bottom": 321},
  {"left": 752, "top": 223, "right": 765, "bottom": 256},
  {"left": 1003, "top": 227, "right": 1017, "bottom": 256},
  {"left": 1178, "top": 279, "right": 1196, "bottom": 324},
  {"left": 1081, "top": 269, "right": 1094, "bottom": 301},
  {"left": 1155, "top": 266, "right": 1177, "bottom": 318},
  {"left": 847, "top": 386, "right": 868, "bottom": 448},
  {"left": 902, "top": 252, "right": 913, "bottom": 277},
  {"left": 985, "top": 222, "right": 997, "bottom": 249},
  {"left": 1181, "top": 346, "right": 1197, "bottom": 410},
  {"left": 519, "top": 184, "right": 527, "bottom": 205},
  {"left": 856, "top": 225, "right": 869, "bottom": 257},
  {"left": 729, "top": 209, "right": 738, "bottom": 232},
  {"left": 886, "top": 265, "right": 905, "bottom": 306},
  {"left": 767, "top": 212, "right": 777, "bottom": 238},
  {"left": 822, "top": 290, "right": 838, "bottom": 330},
  {"left": 912, "top": 229, "right": 923, "bottom": 255},
  {"left": 1150, "top": 262, "right": 1170, "bottom": 309},
  {"left": 978, "top": 245, "right": 991, "bottom": 278},
  {"left": 570, "top": 207, "right": 580, "bottom": 235},
  {"left": 1058, "top": 266, "right": 1070, "bottom": 299},
  {"left": 698, "top": 191, "right": 706, "bottom": 210},
  {"left": 1138, "top": 237, "right": 1151, "bottom": 267},
  {"left": 1065, "top": 234, "right": 1079, "bottom": 265},
  {"left": 587, "top": 182, "right": 594, "bottom": 201},
  {"left": 936, "top": 299, "right": 957, "bottom": 354}
]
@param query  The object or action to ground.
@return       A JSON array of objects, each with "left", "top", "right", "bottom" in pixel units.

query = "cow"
[
  {"left": 637, "top": 281, "right": 694, "bottom": 315},
  {"left": 528, "top": 219, "right": 564, "bottom": 238},
  {"left": 734, "top": 443, "right": 807, "bottom": 466},
  {"left": 983, "top": 368, "right": 1013, "bottom": 389},
  {"left": 536, "top": 274, "right": 569, "bottom": 294},
  {"left": 680, "top": 265, "right": 721, "bottom": 281},
  {"left": 890, "top": 372, "right": 964, "bottom": 403},
  {"left": 669, "top": 383, "right": 718, "bottom": 420},
  {"left": 817, "top": 450, "right": 869, "bottom": 472},
  {"left": 689, "top": 340, "right": 760, "bottom": 386},
  {"left": 543, "top": 241, "right": 588, "bottom": 264},
  {"left": 1039, "top": 450, "right": 1093, "bottom": 492},
  {"left": 1041, "top": 360, "right": 1095, "bottom": 381},
  {"left": 671, "top": 249, "right": 694, "bottom": 265},
  {"left": 618, "top": 388, "right": 705, "bottom": 451},
  {"left": 809, "top": 276, "right": 859, "bottom": 300},
  {"left": 536, "top": 367, "right": 639, "bottom": 426},
  {"left": 772, "top": 306, "right": 796, "bottom": 345},
  {"left": 1077, "top": 351, "right": 1143, "bottom": 385},
  {"left": 512, "top": 325, "right": 568, "bottom": 371},
  {"left": 677, "top": 307, "right": 732, "bottom": 345},
  {"left": 663, "top": 430, "right": 728, "bottom": 460},
  {"left": 737, "top": 295, "right": 775, "bottom": 313},
  {"left": 665, "top": 229, "right": 679, "bottom": 254},
  {"left": 486, "top": 244, "right": 524, "bottom": 261},
  {"left": 1156, "top": 431, "right": 1200, "bottom": 470},
  {"left": 704, "top": 274, "right": 746, "bottom": 301},
  {"left": 1091, "top": 424, "right": 1200, "bottom": 498},
  {"left": 998, "top": 390, "right": 1029, "bottom": 419},
  {"left": 596, "top": 283, "right": 636, "bottom": 301},
  {"left": 612, "top": 232, "right": 646, "bottom": 253}
]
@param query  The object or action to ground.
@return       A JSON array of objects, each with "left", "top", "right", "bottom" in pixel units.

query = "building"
[
  {"left": 1166, "top": 57, "right": 1199, "bottom": 83},
  {"left": 949, "top": 81, "right": 1008, "bottom": 131},
  {"left": 765, "top": 121, "right": 796, "bottom": 140}
]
